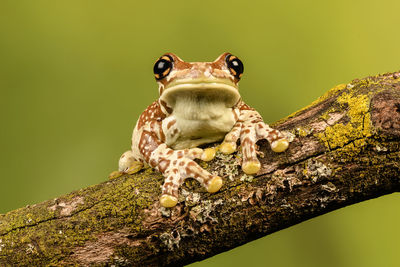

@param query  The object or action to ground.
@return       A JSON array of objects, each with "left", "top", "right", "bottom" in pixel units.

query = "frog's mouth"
[{"left": 160, "top": 79, "right": 240, "bottom": 109}]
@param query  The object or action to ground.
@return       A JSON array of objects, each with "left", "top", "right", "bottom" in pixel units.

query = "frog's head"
[{"left": 153, "top": 53, "right": 243, "bottom": 112}]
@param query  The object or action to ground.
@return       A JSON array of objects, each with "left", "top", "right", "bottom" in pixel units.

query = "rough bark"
[{"left": 1, "top": 71, "right": 400, "bottom": 266}]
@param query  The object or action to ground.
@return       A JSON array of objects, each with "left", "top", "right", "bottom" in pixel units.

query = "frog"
[{"left": 112, "top": 52, "right": 289, "bottom": 208}]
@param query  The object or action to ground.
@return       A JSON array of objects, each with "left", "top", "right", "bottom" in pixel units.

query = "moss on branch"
[{"left": 1, "top": 71, "right": 400, "bottom": 266}]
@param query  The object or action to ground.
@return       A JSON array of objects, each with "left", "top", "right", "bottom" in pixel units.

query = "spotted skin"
[
  {"left": 222, "top": 102, "right": 287, "bottom": 174},
  {"left": 116, "top": 53, "right": 289, "bottom": 207},
  {"left": 151, "top": 144, "right": 216, "bottom": 198}
]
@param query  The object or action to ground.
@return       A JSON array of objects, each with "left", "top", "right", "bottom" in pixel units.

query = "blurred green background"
[{"left": 1, "top": 1, "right": 399, "bottom": 266}]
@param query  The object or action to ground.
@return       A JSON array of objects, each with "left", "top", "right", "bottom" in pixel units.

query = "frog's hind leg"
[{"left": 109, "top": 150, "right": 144, "bottom": 179}]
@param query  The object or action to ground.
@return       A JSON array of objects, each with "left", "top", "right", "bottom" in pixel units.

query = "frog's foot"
[
  {"left": 221, "top": 119, "right": 289, "bottom": 175},
  {"left": 241, "top": 122, "right": 289, "bottom": 174},
  {"left": 153, "top": 146, "right": 222, "bottom": 208}
]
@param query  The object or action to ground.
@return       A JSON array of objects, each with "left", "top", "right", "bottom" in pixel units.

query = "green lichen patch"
[
  {"left": 211, "top": 151, "right": 240, "bottom": 182},
  {"left": 189, "top": 199, "right": 224, "bottom": 224},
  {"left": 159, "top": 231, "right": 181, "bottom": 251},
  {"left": 304, "top": 159, "right": 332, "bottom": 183},
  {"left": 239, "top": 173, "right": 254, "bottom": 182}
]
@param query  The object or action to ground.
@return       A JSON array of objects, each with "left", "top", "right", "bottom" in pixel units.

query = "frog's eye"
[
  {"left": 154, "top": 55, "right": 173, "bottom": 80},
  {"left": 226, "top": 54, "right": 244, "bottom": 79}
]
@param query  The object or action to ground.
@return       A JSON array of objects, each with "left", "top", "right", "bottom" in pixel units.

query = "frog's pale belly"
[{"left": 166, "top": 99, "right": 236, "bottom": 149}]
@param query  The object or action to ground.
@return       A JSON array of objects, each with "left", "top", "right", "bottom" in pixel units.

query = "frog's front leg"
[
  {"left": 220, "top": 103, "right": 289, "bottom": 174},
  {"left": 140, "top": 131, "right": 222, "bottom": 208}
]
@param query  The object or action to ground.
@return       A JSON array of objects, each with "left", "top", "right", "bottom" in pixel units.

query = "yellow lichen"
[
  {"left": 325, "top": 84, "right": 347, "bottom": 99},
  {"left": 296, "top": 127, "right": 314, "bottom": 137},
  {"left": 317, "top": 86, "right": 372, "bottom": 156}
]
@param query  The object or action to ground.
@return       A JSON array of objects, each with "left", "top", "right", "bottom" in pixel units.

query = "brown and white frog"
[{"left": 112, "top": 53, "right": 289, "bottom": 207}]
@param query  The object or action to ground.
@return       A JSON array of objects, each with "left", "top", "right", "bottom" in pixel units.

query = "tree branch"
[{"left": 1, "top": 71, "right": 400, "bottom": 266}]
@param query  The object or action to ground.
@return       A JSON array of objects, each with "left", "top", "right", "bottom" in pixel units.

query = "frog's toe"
[
  {"left": 242, "top": 160, "right": 261, "bottom": 175},
  {"left": 206, "top": 176, "right": 223, "bottom": 193},
  {"left": 271, "top": 138, "right": 289, "bottom": 153},
  {"left": 220, "top": 142, "right": 237, "bottom": 154},
  {"left": 108, "top": 170, "right": 123, "bottom": 179},
  {"left": 201, "top": 147, "right": 216, "bottom": 161},
  {"left": 118, "top": 150, "right": 136, "bottom": 170},
  {"left": 160, "top": 194, "right": 178, "bottom": 208},
  {"left": 125, "top": 161, "right": 144, "bottom": 175}
]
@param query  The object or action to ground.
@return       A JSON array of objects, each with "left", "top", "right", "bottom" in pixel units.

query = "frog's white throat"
[
  {"left": 160, "top": 83, "right": 240, "bottom": 114},
  {"left": 164, "top": 84, "right": 239, "bottom": 149},
  {"left": 172, "top": 95, "right": 231, "bottom": 122}
]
